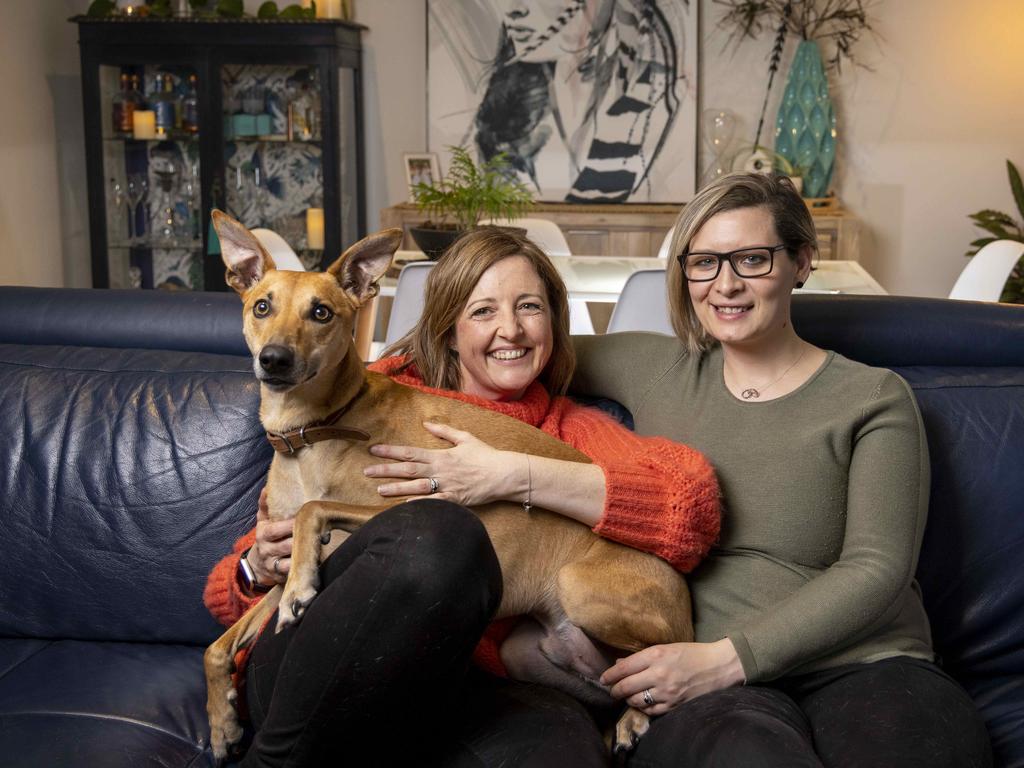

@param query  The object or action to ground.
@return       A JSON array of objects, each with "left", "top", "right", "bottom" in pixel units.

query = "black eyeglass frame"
[{"left": 677, "top": 244, "right": 789, "bottom": 282}]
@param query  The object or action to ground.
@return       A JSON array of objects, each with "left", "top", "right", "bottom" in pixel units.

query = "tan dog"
[{"left": 203, "top": 210, "right": 693, "bottom": 760}]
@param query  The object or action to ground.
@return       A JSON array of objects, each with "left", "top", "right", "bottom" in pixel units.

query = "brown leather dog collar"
[{"left": 266, "top": 404, "right": 370, "bottom": 455}]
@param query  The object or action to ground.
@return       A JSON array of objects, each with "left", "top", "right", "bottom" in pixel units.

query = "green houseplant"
[
  {"left": 409, "top": 145, "right": 533, "bottom": 258},
  {"left": 966, "top": 159, "right": 1024, "bottom": 304}
]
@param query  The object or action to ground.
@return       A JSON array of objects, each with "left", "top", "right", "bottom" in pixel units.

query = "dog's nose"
[{"left": 259, "top": 345, "right": 295, "bottom": 376}]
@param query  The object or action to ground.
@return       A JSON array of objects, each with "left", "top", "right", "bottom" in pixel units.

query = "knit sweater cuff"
[
  {"left": 594, "top": 459, "right": 719, "bottom": 573},
  {"left": 203, "top": 529, "right": 262, "bottom": 627}
]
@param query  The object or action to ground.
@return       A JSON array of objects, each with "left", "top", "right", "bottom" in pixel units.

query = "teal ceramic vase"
[{"left": 774, "top": 40, "right": 836, "bottom": 198}]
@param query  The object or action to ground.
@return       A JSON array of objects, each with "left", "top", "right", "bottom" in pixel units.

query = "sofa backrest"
[
  {"left": 799, "top": 295, "right": 1024, "bottom": 761},
  {"left": 0, "top": 332, "right": 270, "bottom": 645}
]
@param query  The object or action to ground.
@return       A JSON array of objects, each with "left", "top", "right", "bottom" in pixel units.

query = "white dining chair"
[
  {"left": 606, "top": 269, "right": 673, "bottom": 335},
  {"left": 384, "top": 261, "right": 436, "bottom": 349},
  {"left": 251, "top": 228, "right": 306, "bottom": 272},
  {"left": 656, "top": 227, "right": 675, "bottom": 262},
  {"left": 948, "top": 240, "right": 1024, "bottom": 301},
  {"left": 480, "top": 217, "right": 572, "bottom": 256}
]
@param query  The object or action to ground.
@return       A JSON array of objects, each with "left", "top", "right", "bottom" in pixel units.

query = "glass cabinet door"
[
  {"left": 100, "top": 63, "right": 203, "bottom": 289},
  {"left": 220, "top": 63, "right": 325, "bottom": 269}
]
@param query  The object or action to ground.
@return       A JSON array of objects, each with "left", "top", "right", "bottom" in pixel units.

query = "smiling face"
[
  {"left": 453, "top": 255, "right": 554, "bottom": 401},
  {"left": 686, "top": 206, "right": 811, "bottom": 350}
]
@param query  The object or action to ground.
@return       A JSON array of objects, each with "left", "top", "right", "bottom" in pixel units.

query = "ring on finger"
[
  {"left": 273, "top": 557, "right": 283, "bottom": 575},
  {"left": 428, "top": 477, "right": 440, "bottom": 494},
  {"left": 642, "top": 688, "right": 655, "bottom": 707}
]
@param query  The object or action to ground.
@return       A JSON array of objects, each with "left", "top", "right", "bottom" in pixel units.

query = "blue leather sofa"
[{"left": 0, "top": 286, "right": 1021, "bottom": 767}]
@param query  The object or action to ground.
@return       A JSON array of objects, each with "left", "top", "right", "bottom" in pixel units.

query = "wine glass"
[
  {"left": 126, "top": 174, "right": 149, "bottom": 245},
  {"left": 108, "top": 177, "right": 130, "bottom": 245}
]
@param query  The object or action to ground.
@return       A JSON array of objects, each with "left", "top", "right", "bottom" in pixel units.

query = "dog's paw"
[
  {"left": 613, "top": 707, "right": 650, "bottom": 754},
  {"left": 209, "top": 709, "right": 244, "bottom": 761},
  {"left": 275, "top": 583, "right": 318, "bottom": 633}
]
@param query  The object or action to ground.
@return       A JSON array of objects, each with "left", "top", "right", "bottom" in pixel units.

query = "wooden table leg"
[{"left": 353, "top": 294, "right": 378, "bottom": 361}]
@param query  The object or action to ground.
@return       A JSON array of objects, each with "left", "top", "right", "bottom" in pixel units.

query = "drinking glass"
[
  {"left": 108, "top": 177, "right": 130, "bottom": 245},
  {"left": 126, "top": 174, "right": 149, "bottom": 245}
]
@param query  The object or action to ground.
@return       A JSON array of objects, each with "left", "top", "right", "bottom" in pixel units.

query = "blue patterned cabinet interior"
[{"left": 73, "top": 17, "right": 366, "bottom": 291}]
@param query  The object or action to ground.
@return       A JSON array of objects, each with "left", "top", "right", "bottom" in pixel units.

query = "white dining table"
[
  {"left": 382, "top": 251, "right": 887, "bottom": 300},
  {"left": 354, "top": 251, "right": 887, "bottom": 359}
]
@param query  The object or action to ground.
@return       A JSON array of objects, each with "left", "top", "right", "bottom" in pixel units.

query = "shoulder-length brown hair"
[
  {"left": 665, "top": 172, "right": 818, "bottom": 354},
  {"left": 383, "top": 227, "right": 575, "bottom": 395}
]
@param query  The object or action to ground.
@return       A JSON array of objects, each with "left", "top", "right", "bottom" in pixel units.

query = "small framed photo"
[{"left": 404, "top": 152, "right": 440, "bottom": 201}]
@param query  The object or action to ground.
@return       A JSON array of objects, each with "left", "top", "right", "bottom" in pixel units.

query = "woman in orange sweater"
[{"left": 204, "top": 228, "right": 719, "bottom": 767}]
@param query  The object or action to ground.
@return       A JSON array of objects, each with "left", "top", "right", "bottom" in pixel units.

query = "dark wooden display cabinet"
[{"left": 72, "top": 16, "right": 366, "bottom": 291}]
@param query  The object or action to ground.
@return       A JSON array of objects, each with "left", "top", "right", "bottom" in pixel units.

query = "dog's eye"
[
  {"left": 253, "top": 299, "right": 271, "bottom": 318},
  {"left": 312, "top": 304, "right": 333, "bottom": 323}
]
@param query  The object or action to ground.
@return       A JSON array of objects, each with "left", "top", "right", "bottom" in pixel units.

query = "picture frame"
[
  {"left": 426, "top": 0, "right": 698, "bottom": 203},
  {"left": 403, "top": 152, "right": 441, "bottom": 201}
]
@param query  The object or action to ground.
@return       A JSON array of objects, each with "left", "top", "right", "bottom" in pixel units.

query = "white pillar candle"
[
  {"left": 306, "top": 208, "right": 324, "bottom": 250},
  {"left": 132, "top": 110, "right": 156, "bottom": 139}
]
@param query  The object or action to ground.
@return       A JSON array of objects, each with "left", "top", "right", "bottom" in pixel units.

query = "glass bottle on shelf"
[
  {"left": 152, "top": 73, "right": 179, "bottom": 139},
  {"left": 128, "top": 73, "right": 144, "bottom": 114},
  {"left": 112, "top": 72, "right": 135, "bottom": 136},
  {"left": 182, "top": 74, "right": 199, "bottom": 135}
]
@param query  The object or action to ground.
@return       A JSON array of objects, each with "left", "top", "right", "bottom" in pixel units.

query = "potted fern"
[
  {"left": 409, "top": 145, "right": 534, "bottom": 258},
  {"left": 966, "top": 160, "right": 1024, "bottom": 304}
]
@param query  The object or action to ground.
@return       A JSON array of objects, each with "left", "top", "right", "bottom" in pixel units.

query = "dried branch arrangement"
[{"left": 714, "top": 0, "right": 877, "bottom": 72}]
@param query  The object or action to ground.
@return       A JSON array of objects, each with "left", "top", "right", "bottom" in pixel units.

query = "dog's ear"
[
  {"left": 212, "top": 210, "right": 276, "bottom": 295},
  {"left": 328, "top": 228, "right": 403, "bottom": 306}
]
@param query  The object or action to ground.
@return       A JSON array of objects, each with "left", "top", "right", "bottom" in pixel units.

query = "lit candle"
[
  {"left": 132, "top": 110, "right": 156, "bottom": 139},
  {"left": 306, "top": 208, "right": 324, "bottom": 250}
]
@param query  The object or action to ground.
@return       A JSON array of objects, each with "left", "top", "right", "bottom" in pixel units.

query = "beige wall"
[
  {"left": 0, "top": 0, "right": 88, "bottom": 288},
  {"left": 3, "top": 0, "right": 1022, "bottom": 297}
]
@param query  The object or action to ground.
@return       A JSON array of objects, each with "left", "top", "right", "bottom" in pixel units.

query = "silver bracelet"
[{"left": 523, "top": 454, "right": 532, "bottom": 512}]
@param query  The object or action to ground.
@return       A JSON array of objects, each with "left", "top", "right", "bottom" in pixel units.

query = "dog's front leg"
[
  {"left": 276, "top": 500, "right": 398, "bottom": 633},
  {"left": 205, "top": 587, "right": 281, "bottom": 762}
]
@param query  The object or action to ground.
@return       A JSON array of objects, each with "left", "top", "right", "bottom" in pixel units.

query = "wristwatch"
[{"left": 238, "top": 547, "right": 273, "bottom": 595}]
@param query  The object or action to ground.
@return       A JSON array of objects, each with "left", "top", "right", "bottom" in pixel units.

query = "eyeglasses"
[{"left": 679, "top": 244, "right": 788, "bottom": 282}]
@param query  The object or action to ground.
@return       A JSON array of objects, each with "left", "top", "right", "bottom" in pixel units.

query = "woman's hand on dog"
[
  {"left": 364, "top": 421, "right": 517, "bottom": 507},
  {"left": 248, "top": 487, "right": 293, "bottom": 586},
  {"left": 600, "top": 638, "right": 746, "bottom": 715}
]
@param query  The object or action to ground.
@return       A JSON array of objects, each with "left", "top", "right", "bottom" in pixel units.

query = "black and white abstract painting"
[{"left": 428, "top": 0, "right": 697, "bottom": 203}]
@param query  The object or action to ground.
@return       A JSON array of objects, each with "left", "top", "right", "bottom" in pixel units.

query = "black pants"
[
  {"left": 241, "top": 500, "right": 606, "bottom": 768},
  {"left": 626, "top": 656, "right": 993, "bottom": 768}
]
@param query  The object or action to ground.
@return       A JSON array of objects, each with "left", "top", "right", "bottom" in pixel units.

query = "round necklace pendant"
[{"left": 741, "top": 388, "right": 760, "bottom": 400}]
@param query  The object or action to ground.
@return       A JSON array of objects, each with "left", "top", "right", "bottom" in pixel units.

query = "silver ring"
[
  {"left": 642, "top": 688, "right": 655, "bottom": 707},
  {"left": 428, "top": 477, "right": 440, "bottom": 494},
  {"left": 273, "top": 557, "right": 282, "bottom": 575}
]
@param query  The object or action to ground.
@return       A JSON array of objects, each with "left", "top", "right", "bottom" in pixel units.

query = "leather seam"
[{"left": 0, "top": 640, "right": 55, "bottom": 683}]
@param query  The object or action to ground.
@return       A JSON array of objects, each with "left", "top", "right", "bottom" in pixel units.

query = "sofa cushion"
[
  {"left": 897, "top": 365, "right": 1024, "bottom": 766},
  {"left": 0, "top": 344, "right": 271, "bottom": 645},
  {"left": 0, "top": 639, "right": 213, "bottom": 768}
]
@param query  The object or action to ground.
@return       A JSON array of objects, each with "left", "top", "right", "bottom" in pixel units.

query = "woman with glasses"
[{"left": 573, "top": 172, "right": 992, "bottom": 766}]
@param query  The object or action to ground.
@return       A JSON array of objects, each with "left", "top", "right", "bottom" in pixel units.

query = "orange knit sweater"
[{"left": 203, "top": 357, "right": 720, "bottom": 677}]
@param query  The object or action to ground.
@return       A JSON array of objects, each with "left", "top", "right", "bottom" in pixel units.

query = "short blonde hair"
[
  {"left": 666, "top": 172, "right": 818, "bottom": 354},
  {"left": 383, "top": 227, "right": 575, "bottom": 396}
]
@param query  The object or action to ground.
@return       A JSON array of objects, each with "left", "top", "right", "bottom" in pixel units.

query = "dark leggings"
[
  {"left": 626, "top": 656, "right": 993, "bottom": 768},
  {"left": 241, "top": 500, "right": 606, "bottom": 768}
]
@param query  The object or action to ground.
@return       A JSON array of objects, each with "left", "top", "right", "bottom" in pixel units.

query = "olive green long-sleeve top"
[{"left": 573, "top": 333, "right": 934, "bottom": 683}]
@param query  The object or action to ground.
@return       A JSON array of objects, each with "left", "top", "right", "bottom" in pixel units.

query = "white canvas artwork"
[{"left": 428, "top": 0, "right": 698, "bottom": 203}]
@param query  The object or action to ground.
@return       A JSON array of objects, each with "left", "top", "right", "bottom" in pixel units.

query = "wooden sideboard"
[{"left": 380, "top": 201, "right": 861, "bottom": 261}]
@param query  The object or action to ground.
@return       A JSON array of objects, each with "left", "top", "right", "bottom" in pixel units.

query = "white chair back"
[
  {"left": 384, "top": 261, "right": 435, "bottom": 347},
  {"left": 480, "top": 217, "right": 572, "bottom": 256},
  {"left": 656, "top": 227, "right": 675, "bottom": 262},
  {"left": 949, "top": 240, "right": 1024, "bottom": 301},
  {"left": 606, "top": 269, "right": 673, "bottom": 335},
  {"left": 251, "top": 228, "right": 306, "bottom": 272}
]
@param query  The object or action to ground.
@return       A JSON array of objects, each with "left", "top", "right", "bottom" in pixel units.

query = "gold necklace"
[{"left": 736, "top": 346, "right": 808, "bottom": 400}]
